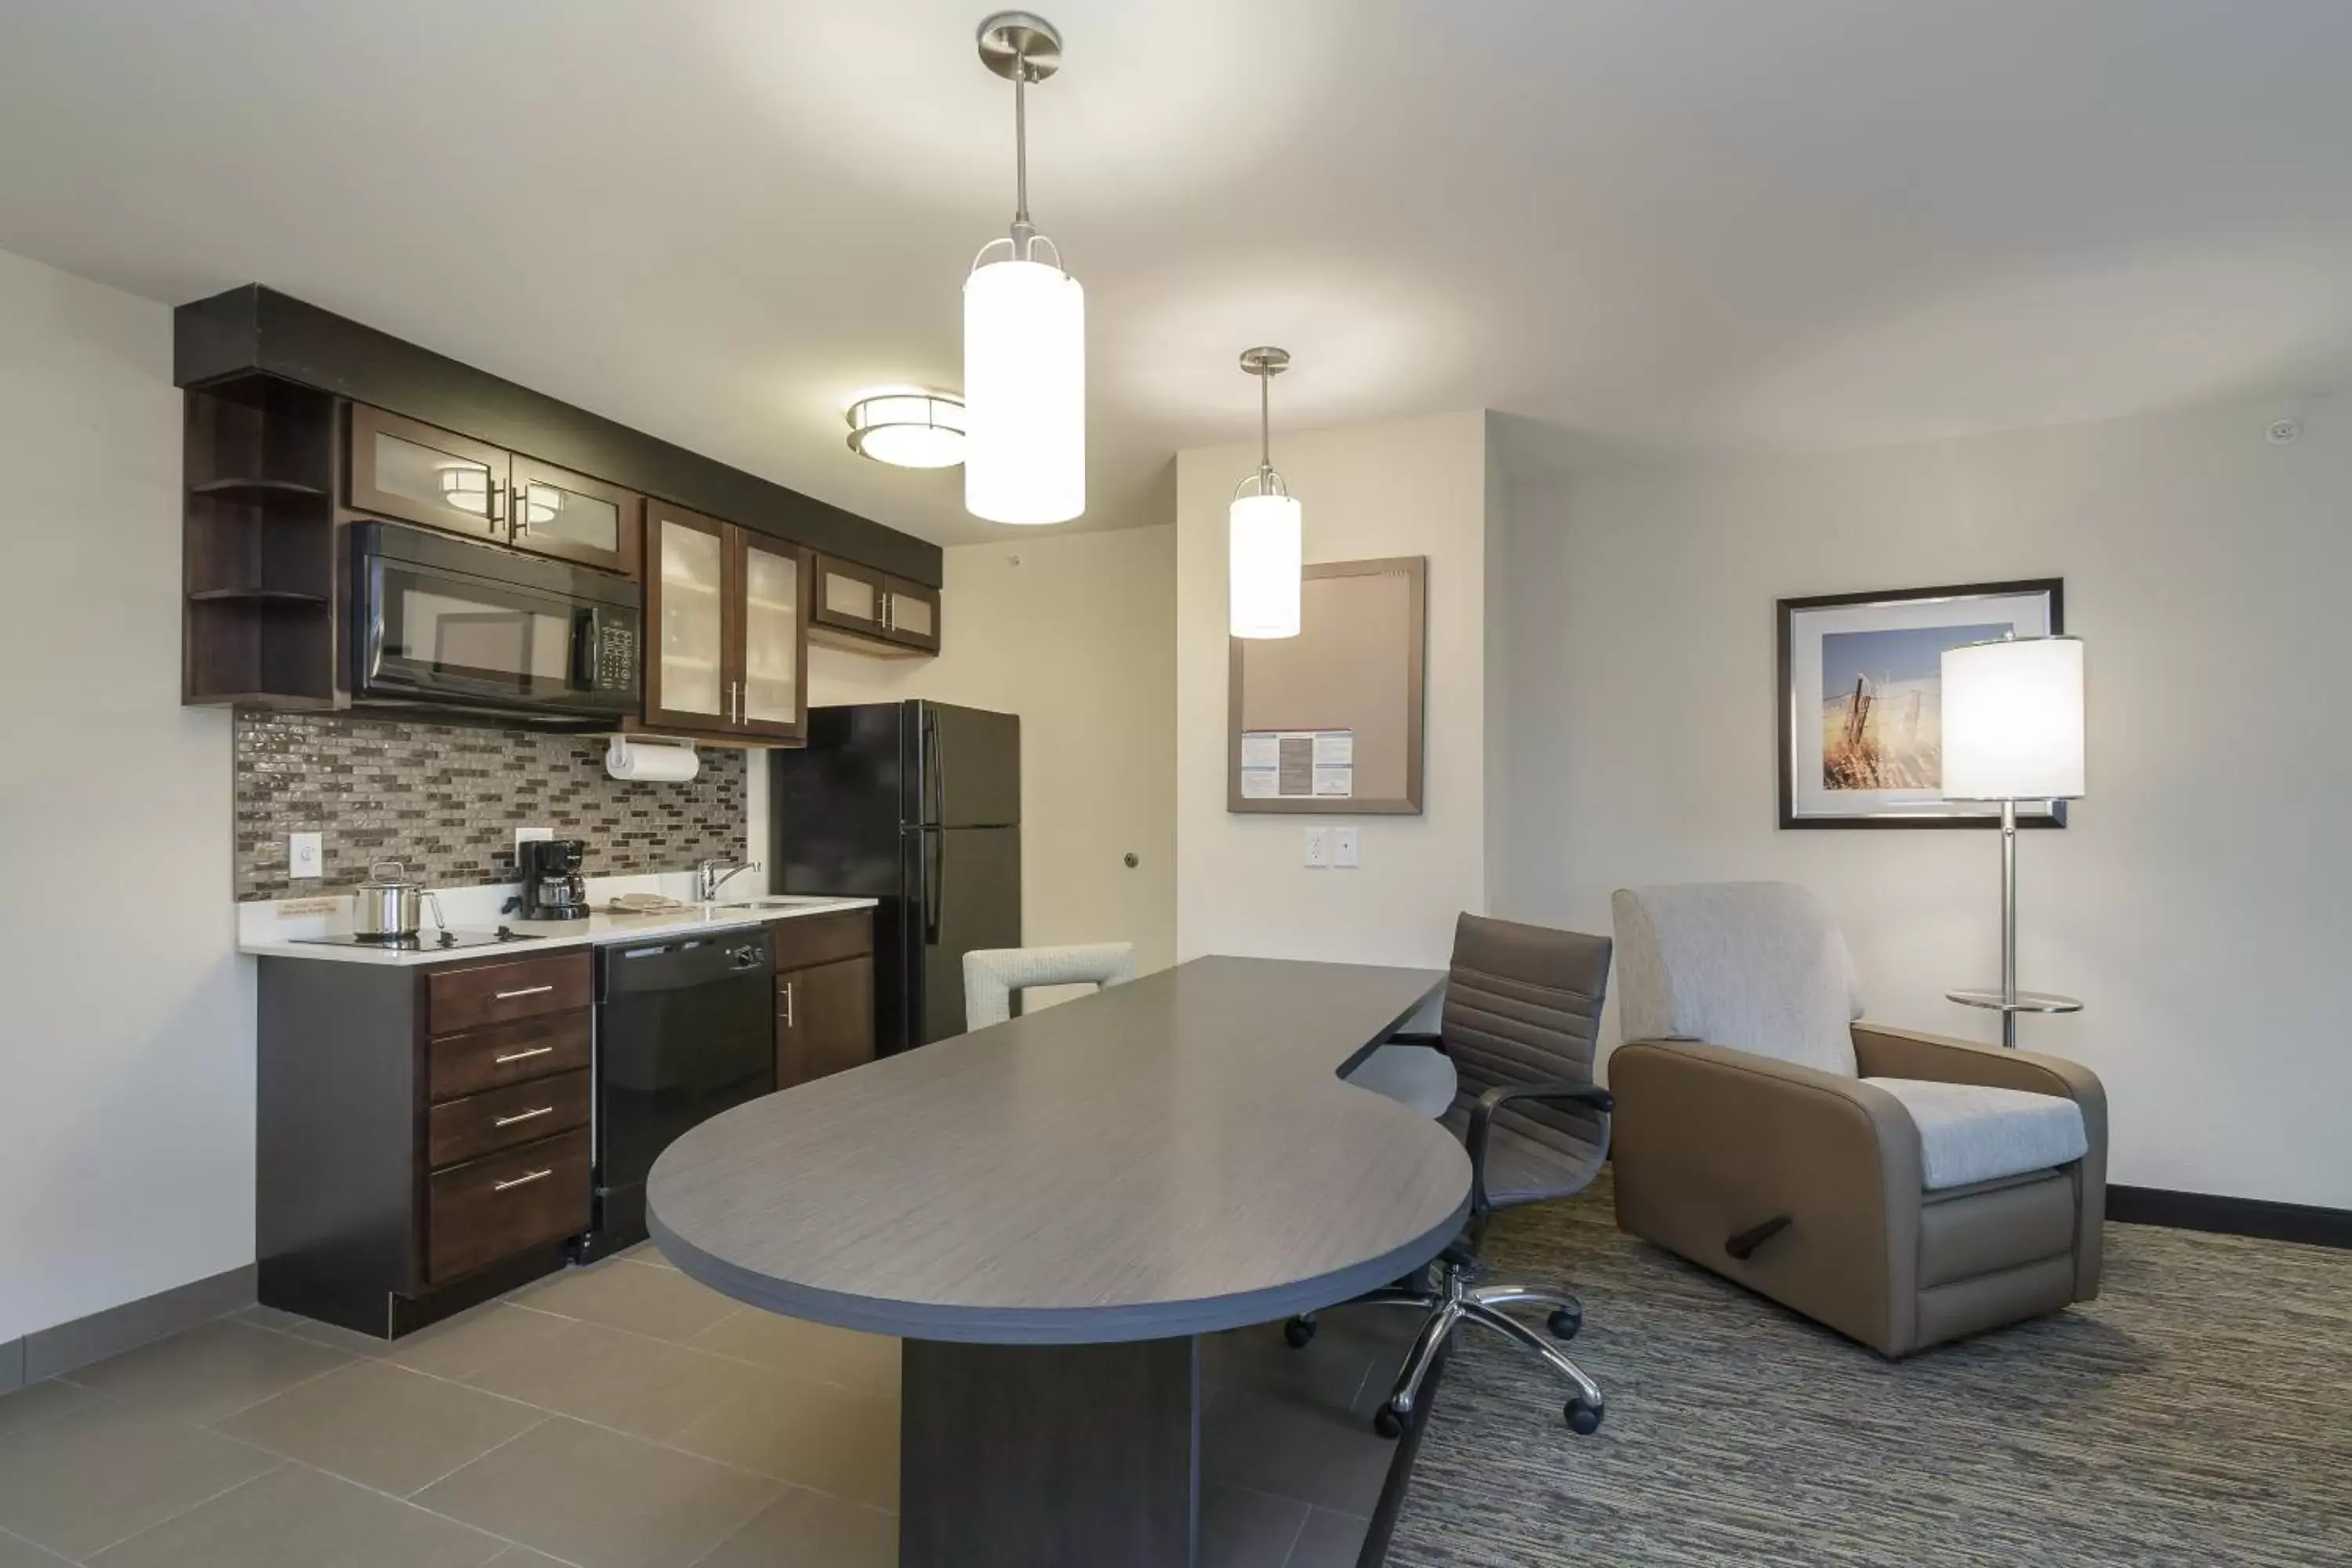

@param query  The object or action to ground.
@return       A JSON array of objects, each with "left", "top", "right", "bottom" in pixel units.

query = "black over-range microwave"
[{"left": 350, "top": 522, "right": 641, "bottom": 724}]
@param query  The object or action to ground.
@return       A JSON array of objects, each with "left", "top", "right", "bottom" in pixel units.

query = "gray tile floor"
[{"left": 0, "top": 1246, "right": 1411, "bottom": 1567}]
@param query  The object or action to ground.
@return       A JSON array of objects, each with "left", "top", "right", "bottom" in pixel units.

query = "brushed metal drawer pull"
[
  {"left": 493, "top": 1045, "right": 556, "bottom": 1065},
  {"left": 495, "top": 984, "right": 557, "bottom": 1000},
  {"left": 493, "top": 1168, "right": 554, "bottom": 1192},
  {"left": 493, "top": 1106, "right": 556, "bottom": 1128}
]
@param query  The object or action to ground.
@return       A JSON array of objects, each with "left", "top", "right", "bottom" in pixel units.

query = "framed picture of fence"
[{"left": 1777, "top": 579, "right": 2066, "bottom": 829}]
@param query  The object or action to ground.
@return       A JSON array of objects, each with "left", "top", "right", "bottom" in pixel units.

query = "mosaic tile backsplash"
[{"left": 234, "top": 713, "right": 746, "bottom": 902}]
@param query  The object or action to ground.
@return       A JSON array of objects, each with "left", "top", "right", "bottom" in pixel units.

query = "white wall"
[
  {"left": 1497, "top": 395, "right": 2352, "bottom": 1208},
  {"left": 751, "top": 525, "right": 1178, "bottom": 992},
  {"left": 1174, "top": 411, "right": 1493, "bottom": 970},
  {"left": 0, "top": 249, "right": 252, "bottom": 1343}
]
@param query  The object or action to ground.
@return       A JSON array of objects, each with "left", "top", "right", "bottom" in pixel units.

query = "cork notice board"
[{"left": 1228, "top": 556, "right": 1426, "bottom": 814}]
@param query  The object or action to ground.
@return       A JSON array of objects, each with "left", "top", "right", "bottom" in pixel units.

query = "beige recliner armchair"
[{"left": 1608, "top": 883, "right": 2106, "bottom": 1358}]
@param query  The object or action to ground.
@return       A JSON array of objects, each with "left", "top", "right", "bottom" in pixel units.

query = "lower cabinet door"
[
  {"left": 426, "top": 1128, "right": 591, "bottom": 1283},
  {"left": 776, "top": 955, "right": 875, "bottom": 1090}
]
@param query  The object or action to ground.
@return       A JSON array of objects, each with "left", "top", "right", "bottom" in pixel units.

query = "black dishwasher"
[{"left": 579, "top": 926, "right": 775, "bottom": 1260}]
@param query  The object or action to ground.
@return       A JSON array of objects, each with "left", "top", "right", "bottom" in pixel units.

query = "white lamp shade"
[
  {"left": 1940, "top": 636, "right": 2085, "bottom": 800},
  {"left": 1229, "top": 494, "right": 1302, "bottom": 638},
  {"left": 963, "top": 259, "right": 1085, "bottom": 524}
]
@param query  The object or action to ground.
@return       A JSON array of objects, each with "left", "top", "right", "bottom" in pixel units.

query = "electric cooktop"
[{"left": 290, "top": 927, "right": 546, "bottom": 952}]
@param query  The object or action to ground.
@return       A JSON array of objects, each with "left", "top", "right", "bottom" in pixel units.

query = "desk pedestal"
[{"left": 901, "top": 1336, "right": 1200, "bottom": 1568}]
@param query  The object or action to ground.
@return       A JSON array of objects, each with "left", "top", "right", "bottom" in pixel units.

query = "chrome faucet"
[{"left": 695, "top": 857, "right": 761, "bottom": 902}]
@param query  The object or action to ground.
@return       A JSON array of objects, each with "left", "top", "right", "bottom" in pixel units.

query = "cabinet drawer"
[
  {"left": 427, "top": 952, "right": 590, "bottom": 1035},
  {"left": 427, "top": 1011, "right": 591, "bottom": 1102},
  {"left": 427, "top": 1129, "right": 590, "bottom": 1284},
  {"left": 429, "top": 1069, "right": 591, "bottom": 1170},
  {"left": 770, "top": 910, "right": 873, "bottom": 972}
]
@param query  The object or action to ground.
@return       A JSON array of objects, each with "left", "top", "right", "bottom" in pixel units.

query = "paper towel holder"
[{"left": 604, "top": 734, "right": 700, "bottom": 783}]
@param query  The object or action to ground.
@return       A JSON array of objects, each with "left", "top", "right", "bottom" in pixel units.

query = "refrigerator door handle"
[
  {"left": 923, "top": 705, "right": 944, "bottom": 827},
  {"left": 924, "top": 829, "right": 943, "bottom": 946}
]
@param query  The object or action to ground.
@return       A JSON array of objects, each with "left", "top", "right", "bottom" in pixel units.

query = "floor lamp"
[{"left": 1940, "top": 633, "right": 2086, "bottom": 1048}]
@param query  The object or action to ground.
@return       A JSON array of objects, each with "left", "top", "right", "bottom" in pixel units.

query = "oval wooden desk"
[{"left": 648, "top": 955, "right": 1468, "bottom": 1568}]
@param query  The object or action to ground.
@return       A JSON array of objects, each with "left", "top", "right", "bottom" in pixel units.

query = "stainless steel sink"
[{"left": 710, "top": 896, "right": 839, "bottom": 911}]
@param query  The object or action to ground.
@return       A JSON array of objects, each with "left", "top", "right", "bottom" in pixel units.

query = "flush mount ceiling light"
[
  {"left": 1230, "top": 346, "right": 1302, "bottom": 639},
  {"left": 964, "top": 11, "right": 1084, "bottom": 524},
  {"left": 845, "top": 390, "right": 967, "bottom": 469}
]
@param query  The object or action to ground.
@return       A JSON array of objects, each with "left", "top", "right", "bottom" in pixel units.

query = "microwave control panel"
[{"left": 596, "top": 622, "right": 637, "bottom": 691}]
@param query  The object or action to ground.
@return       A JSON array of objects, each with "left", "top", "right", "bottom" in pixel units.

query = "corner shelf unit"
[{"left": 183, "top": 376, "right": 339, "bottom": 707}]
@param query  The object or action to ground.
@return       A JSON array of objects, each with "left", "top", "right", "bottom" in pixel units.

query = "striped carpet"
[{"left": 1387, "top": 1171, "right": 2352, "bottom": 1567}]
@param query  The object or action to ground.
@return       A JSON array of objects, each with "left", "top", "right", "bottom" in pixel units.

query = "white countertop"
[{"left": 237, "top": 871, "right": 876, "bottom": 967}]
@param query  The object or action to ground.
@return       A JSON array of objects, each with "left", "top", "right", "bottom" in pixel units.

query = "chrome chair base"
[{"left": 1286, "top": 1264, "right": 1605, "bottom": 1437}]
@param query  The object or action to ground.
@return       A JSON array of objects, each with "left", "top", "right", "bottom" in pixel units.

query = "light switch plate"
[
  {"left": 515, "top": 826, "right": 554, "bottom": 852},
  {"left": 1303, "top": 827, "right": 1330, "bottom": 869},
  {"left": 289, "top": 831, "right": 323, "bottom": 880},
  {"left": 1333, "top": 827, "right": 1360, "bottom": 868}
]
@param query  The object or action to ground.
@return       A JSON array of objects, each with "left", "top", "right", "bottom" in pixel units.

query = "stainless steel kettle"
[{"left": 352, "top": 860, "right": 445, "bottom": 938}]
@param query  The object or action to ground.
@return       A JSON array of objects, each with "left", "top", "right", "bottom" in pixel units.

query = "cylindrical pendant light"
[
  {"left": 964, "top": 13, "right": 1084, "bottom": 525},
  {"left": 1231, "top": 347, "right": 1301, "bottom": 639}
]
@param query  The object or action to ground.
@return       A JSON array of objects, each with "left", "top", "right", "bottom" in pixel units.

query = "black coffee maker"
[{"left": 517, "top": 839, "right": 589, "bottom": 920}]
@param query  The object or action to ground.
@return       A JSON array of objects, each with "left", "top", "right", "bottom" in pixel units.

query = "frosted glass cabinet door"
[
  {"left": 347, "top": 405, "right": 510, "bottom": 541},
  {"left": 510, "top": 456, "right": 641, "bottom": 575},
  {"left": 812, "top": 555, "right": 885, "bottom": 635},
  {"left": 648, "top": 506, "right": 727, "bottom": 728},
  {"left": 737, "top": 535, "right": 806, "bottom": 739}
]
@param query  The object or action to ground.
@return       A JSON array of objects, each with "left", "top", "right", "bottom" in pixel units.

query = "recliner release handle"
[{"left": 1726, "top": 1215, "right": 1791, "bottom": 1260}]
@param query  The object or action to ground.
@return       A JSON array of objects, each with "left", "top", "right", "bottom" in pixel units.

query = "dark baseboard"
[
  {"left": 20, "top": 1264, "right": 256, "bottom": 1382},
  {"left": 2109, "top": 1185, "right": 2352, "bottom": 1250}
]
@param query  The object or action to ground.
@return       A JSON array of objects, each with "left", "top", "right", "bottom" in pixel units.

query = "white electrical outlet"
[
  {"left": 289, "top": 831, "right": 323, "bottom": 880},
  {"left": 515, "top": 826, "right": 554, "bottom": 853},
  {"left": 1333, "top": 827, "right": 1360, "bottom": 868},
  {"left": 1303, "top": 828, "right": 1330, "bottom": 868}
]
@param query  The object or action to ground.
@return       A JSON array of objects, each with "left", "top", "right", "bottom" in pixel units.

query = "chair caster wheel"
[
  {"left": 1282, "top": 1316, "right": 1316, "bottom": 1348},
  {"left": 1547, "top": 1305, "right": 1582, "bottom": 1341},
  {"left": 1564, "top": 1396, "right": 1603, "bottom": 1436},
  {"left": 1373, "top": 1403, "right": 1405, "bottom": 1439}
]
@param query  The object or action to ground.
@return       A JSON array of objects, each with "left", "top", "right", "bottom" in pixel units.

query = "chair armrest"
[
  {"left": 1850, "top": 1023, "right": 2107, "bottom": 1299},
  {"left": 1461, "top": 1082, "right": 1614, "bottom": 1216},
  {"left": 1608, "top": 1038, "right": 1925, "bottom": 1352}
]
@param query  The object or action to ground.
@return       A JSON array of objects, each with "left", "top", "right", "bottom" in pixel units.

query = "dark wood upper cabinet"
[
  {"left": 731, "top": 528, "right": 811, "bottom": 741},
  {"left": 347, "top": 405, "right": 510, "bottom": 543},
  {"left": 350, "top": 407, "right": 642, "bottom": 576},
  {"left": 509, "top": 456, "right": 641, "bottom": 577},
  {"left": 811, "top": 553, "right": 941, "bottom": 657},
  {"left": 644, "top": 499, "right": 808, "bottom": 743},
  {"left": 811, "top": 554, "right": 887, "bottom": 637},
  {"left": 882, "top": 575, "right": 942, "bottom": 654}
]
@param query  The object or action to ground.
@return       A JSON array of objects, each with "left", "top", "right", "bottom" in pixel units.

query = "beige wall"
[
  {"left": 1496, "top": 394, "right": 2352, "bottom": 1207},
  {"left": 1174, "top": 411, "right": 1494, "bottom": 971},
  {"left": 751, "top": 525, "right": 1178, "bottom": 995},
  {"left": 0, "top": 248, "right": 252, "bottom": 1343}
]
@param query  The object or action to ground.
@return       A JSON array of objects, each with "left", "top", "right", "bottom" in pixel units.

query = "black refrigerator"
[{"left": 770, "top": 701, "right": 1021, "bottom": 1054}]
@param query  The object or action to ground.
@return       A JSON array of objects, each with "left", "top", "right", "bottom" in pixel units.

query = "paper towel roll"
[{"left": 604, "top": 735, "right": 700, "bottom": 783}]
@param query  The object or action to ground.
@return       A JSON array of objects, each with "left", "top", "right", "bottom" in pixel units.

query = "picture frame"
[{"left": 1776, "top": 579, "right": 2066, "bottom": 829}]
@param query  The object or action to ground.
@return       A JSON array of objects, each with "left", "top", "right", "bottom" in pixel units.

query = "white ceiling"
[{"left": 2, "top": 2, "right": 2348, "bottom": 543}]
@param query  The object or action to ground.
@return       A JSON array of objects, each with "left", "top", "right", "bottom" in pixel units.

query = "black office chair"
[{"left": 1289, "top": 912, "right": 1614, "bottom": 1436}]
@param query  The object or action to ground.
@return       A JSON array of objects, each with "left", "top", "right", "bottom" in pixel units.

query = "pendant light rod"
[
  {"left": 978, "top": 12, "right": 1062, "bottom": 261},
  {"left": 1014, "top": 67, "right": 1029, "bottom": 230},
  {"left": 1239, "top": 345, "right": 1290, "bottom": 494}
]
